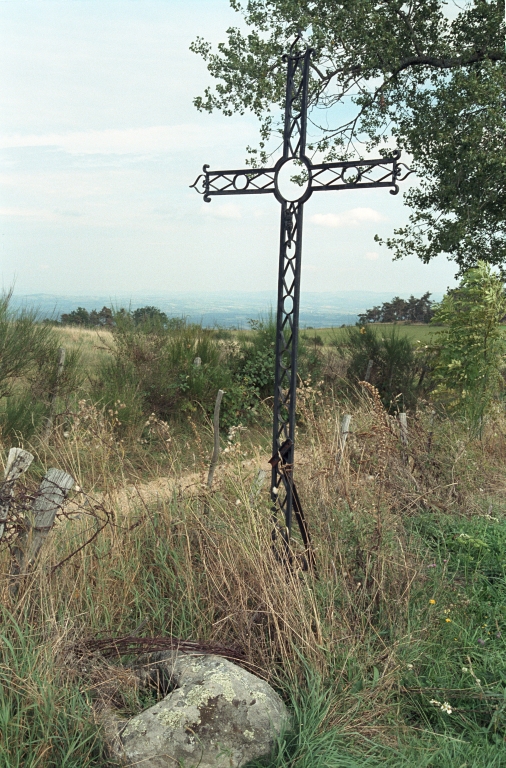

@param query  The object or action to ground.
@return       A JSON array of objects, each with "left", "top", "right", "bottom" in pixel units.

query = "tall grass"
[{"left": 0, "top": 318, "right": 505, "bottom": 766}]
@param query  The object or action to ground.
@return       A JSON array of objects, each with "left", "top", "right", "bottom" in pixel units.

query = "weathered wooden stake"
[
  {"left": 10, "top": 467, "right": 74, "bottom": 597},
  {"left": 364, "top": 360, "right": 373, "bottom": 383},
  {"left": 207, "top": 390, "right": 224, "bottom": 490},
  {"left": 43, "top": 347, "right": 66, "bottom": 443},
  {"left": 336, "top": 414, "right": 352, "bottom": 471},
  {"left": 398, "top": 412, "right": 408, "bottom": 463},
  {"left": 0, "top": 448, "right": 34, "bottom": 541}
]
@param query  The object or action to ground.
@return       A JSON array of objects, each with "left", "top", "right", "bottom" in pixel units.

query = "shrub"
[
  {"left": 335, "top": 324, "right": 421, "bottom": 410},
  {"left": 102, "top": 313, "right": 242, "bottom": 426},
  {"left": 430, "top": 261, "right": 506, "bottom": 430},
  {"left": 0, "top": 292, "right": 83, "bottom": 440},
  {"left": 235, "top": 314, "right": 323, "bottom": 404},
  {"left": 0, "top": 293, "right": 58, "bottom": 399}
]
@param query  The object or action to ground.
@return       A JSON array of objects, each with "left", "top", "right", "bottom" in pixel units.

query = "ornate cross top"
[{"left": 192, "top": 48, "right": 412, "bottom": 568}]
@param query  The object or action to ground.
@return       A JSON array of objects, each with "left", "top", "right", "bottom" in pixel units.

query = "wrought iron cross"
[{"left": 191, "top": 48, "right": 411, "bottom": 565}]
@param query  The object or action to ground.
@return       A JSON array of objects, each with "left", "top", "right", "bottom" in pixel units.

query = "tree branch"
[{"left": 393, "top": 49, "right": 504, "bottom": 75}]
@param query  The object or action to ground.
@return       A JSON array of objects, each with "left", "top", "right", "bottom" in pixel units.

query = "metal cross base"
[{"left": 191, "top": 47, "right": 412, "bottom": 568}]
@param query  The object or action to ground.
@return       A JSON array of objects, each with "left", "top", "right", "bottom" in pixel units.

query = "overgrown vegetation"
[{"left": 0, "top": 279, "right": 505, "bottom": 767}]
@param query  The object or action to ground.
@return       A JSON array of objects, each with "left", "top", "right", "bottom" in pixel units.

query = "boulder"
[{"left": 104, "top": 652, "right": 289, "bottom": 768}]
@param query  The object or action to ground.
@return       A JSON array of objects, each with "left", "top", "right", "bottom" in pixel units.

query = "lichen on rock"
[{"left": 104, "top": 652, "right": 289, "bottom": 768}]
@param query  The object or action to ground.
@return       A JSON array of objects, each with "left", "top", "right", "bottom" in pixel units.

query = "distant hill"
[{"left": 9, "top": 290, "right": 443, "bottom": 329}]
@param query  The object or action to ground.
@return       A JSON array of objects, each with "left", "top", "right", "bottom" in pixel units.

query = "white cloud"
[
  {"left": 365, "top": 251, "right": 380, "bottom": 261},
  {"left": 310, "top": 208, "right": 387, "bottom": 228},
  {"left": 200, "top": 203, "right": 242, "bottom": 220},
  {"left": 0, "top": 124, "right": 247, "bottom": 156}
]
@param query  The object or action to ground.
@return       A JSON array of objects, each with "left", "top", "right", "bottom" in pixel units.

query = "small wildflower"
[
  {"left": 441, "top": 702, "right": 453, "bottom": 715},
  {"left": 63, "top": 431, "right": 69, "bottom": 438},
  {"left": 235, "top": 499, "right": 241, "bottom": 506},
  {"left": 446, "top": 618, "right": 452, "bottom": 623},
  {"left": 477, "top": 638, "right": 486, "bottom": 645},
  {"left": 406, "top": 663, "right": 414, "bottom": 670},
  {"left": 428, "top": 563, "right": 437, "bottom": 568},
  {"left": 429, "top": 599, "right": 436, "bottom": 605},
  {"left": 462, "top": 667, "right": 468, "bottom": 673}
]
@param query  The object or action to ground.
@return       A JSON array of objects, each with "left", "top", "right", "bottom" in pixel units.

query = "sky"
[{"left": 0, "top": 0, "right": 460, "bottom": 298}]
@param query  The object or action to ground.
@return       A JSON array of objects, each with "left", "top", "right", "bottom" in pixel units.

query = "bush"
[
  {"left": 0, "top": 293, "right": 83, "bottom": 440},
  {"left": 430, "top": 261, "right": 506, "bottom": 430},
  {"left": 335, "top": 324, "right": 422, "bottom": 410},
  {"left": 101, "top": 313, "right": 243, "bottom": 426},
  {"left": 0, "top": 293, "right": 58, "bottom": 399},
  {"left": 235, "top": 314, "right": 323, "bottom": 403}
]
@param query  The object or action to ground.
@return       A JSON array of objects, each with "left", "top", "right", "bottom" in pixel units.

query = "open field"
[
  {"left": 52, "top": 323, "right": 438, "bottom": 368},
  {"left": 54, "top": 325, "right": 113, "bottom": 372},
  {"left": 301, "top": 323, "right": 439, "bottom": 346}
]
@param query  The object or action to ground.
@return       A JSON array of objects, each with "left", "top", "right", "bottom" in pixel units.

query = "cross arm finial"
[{"left": 190, "top": 163, "right": 277, "bottom": 203}]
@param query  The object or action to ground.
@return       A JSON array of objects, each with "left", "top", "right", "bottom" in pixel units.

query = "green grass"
[
  {"left": 301, "top": 323, "right": 438, "bottom": 346},
  {"left": 0, "top": 609, "right": 106, "bottom": 768}
]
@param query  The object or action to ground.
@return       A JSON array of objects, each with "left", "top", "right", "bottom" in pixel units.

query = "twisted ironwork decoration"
[{"left": 191, "top": 48, "right": 413, "bottom": 569}]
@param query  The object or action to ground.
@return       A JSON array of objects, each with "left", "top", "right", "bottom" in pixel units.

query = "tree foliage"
[
  {"left": 358, "top": 292, "right": 434, "bottom": 324},
  {"left": 191, "top": 0, "right": 505, "bottom": 273},
  {"left": 61, "top": 306, "right": 114, "bottom": 327},
  {"left": 431, "top": 261, "right": 506, "bottom": 428}
]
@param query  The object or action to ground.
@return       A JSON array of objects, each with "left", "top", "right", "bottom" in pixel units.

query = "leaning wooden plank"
[
  {"left": 0, "top": 448, "right": 34, "bottom": 541},
  {"left": 10, "top": 468, "right": 74, "bottom": 595},
  {"left": 28, "top": 468, "right": 75, "bottom": 562}
]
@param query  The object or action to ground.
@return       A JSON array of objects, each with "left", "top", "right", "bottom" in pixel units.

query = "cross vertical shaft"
[{"left": 271, "top": 49, "right": 311, "bottom": 555}]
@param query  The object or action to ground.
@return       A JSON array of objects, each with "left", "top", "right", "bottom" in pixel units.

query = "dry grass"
[
  {"left": 53, "top": 326, "right": 113, "bottom": 373},
  {"left": 1, "top": 383, "right": 506, "bottom": 765}
]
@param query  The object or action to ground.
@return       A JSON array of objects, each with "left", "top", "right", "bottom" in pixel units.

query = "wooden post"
[
  {"left": 364, "top": 359, "right": 373, "bottom": 382},
  {"left": 0, "top": 448, "right": 34, "bottom": 541},
  {"left": 336, "top": 414, "right": 352, "bottom": 471},
  {"left": 43, "top": 347, "right": 66, "bottom": 443},
  {"left": 207, "top": 390, "right": 224, "bottom": 489},
  {"left": 398, "top": 412, "right": 408, "bottom": 463},
  {"left": 10, "top": 467, "right": 74, "bottom": 596}
]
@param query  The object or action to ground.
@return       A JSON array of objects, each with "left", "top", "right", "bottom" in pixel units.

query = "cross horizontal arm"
[
  {"left": 190, "top": 164, "right": 276, "bottom": 202},
  {"left": 310, "top": 152, "right": 413, "bottom": 196}
]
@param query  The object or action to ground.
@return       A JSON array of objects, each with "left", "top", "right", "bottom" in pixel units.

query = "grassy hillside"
[{"left": 0, "top": 319, "right": 505, "bottom": 767}]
